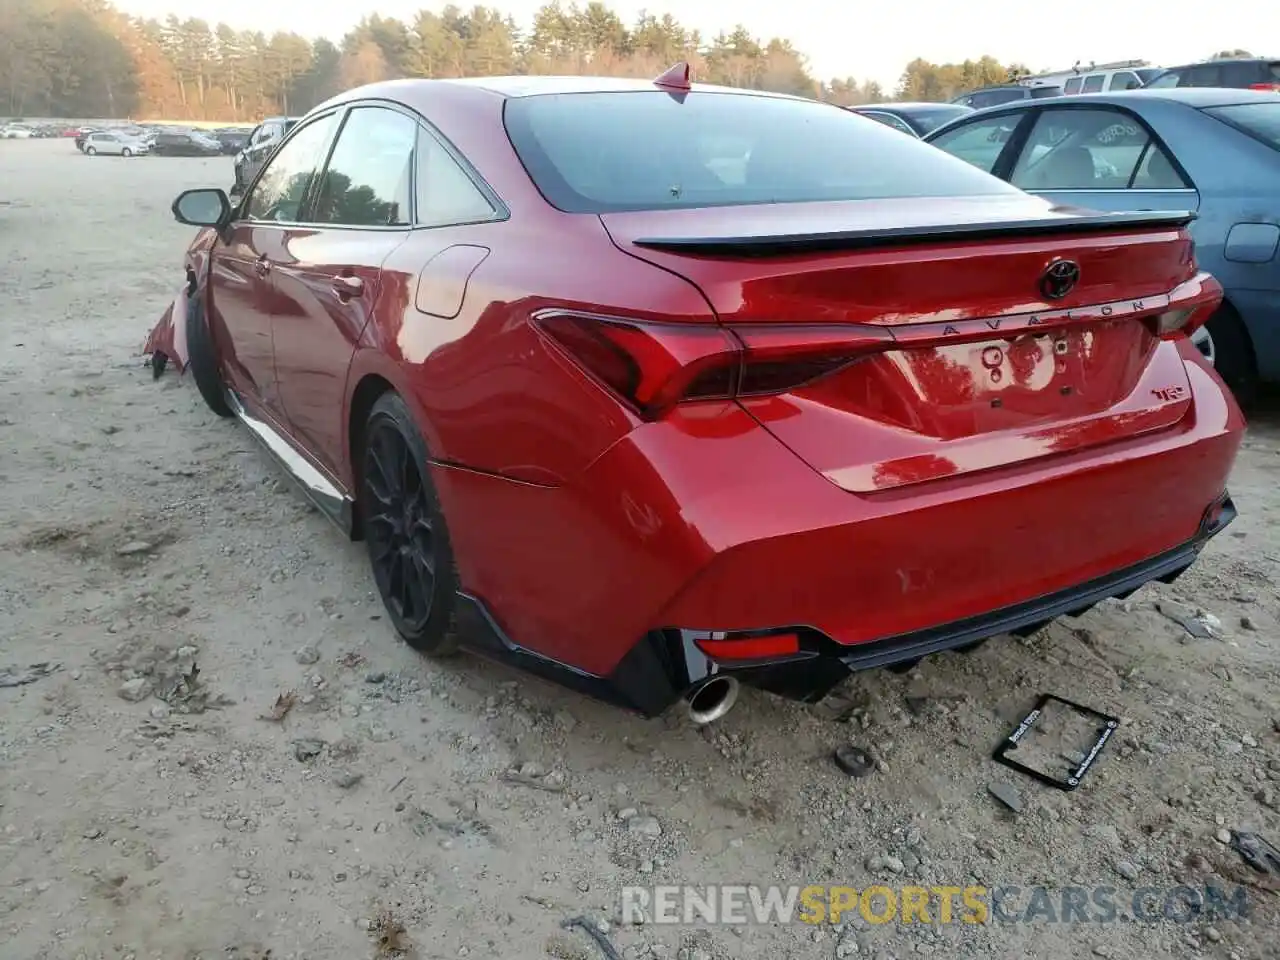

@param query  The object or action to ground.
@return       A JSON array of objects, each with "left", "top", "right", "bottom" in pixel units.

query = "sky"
[{"left": 113, "top": 0, "right": 1275, "bottom": 90}]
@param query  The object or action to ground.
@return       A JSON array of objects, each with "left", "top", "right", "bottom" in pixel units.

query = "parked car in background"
[
  {"left": 1019, "top": 60, "right": 1162, "bottom": 96},
  {"left": 1145, "top": 58, "right": 1280, "bottom": 92},
  {"left": 1, "top": 123, "right": 35, "bottom": 139},
  {"left": 81, "top": 131, "right": 149, "bottom": 157},
  {"left": 146, "top": 70, "right": 1241, "bottom": 721},
  {"left": 951, "top": 84, "right": 1064, "bottom": 109},
  {"left": 74, "top": 128, "right": 100, "bottom": 151},
  {"left": 215, "top": 127, "right": 253, "bottom": 155},
  {"left": 150, "top": 131, "right": 224, "bottom": 157},
  {"left": 847, "top": 102, "right": 973, "bottom": 137},
  {"left": 925, "top": 89, "right": 1280, "bottom": 405},
  {"left": 231, "top": 116, "right": 299, "bottom": 194}
]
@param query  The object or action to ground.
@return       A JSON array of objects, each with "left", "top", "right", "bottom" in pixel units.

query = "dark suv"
[
  {"left": 1146, "top": 58, "right": 1280, "bottom": 91},
  {"left": 231, "top": 117, "right": 299, "bottom": 195}
]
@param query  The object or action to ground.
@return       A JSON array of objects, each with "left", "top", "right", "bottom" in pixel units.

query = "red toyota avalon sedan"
[{"left": 145, "top": 65, "right": 1243, "bottom": 724}]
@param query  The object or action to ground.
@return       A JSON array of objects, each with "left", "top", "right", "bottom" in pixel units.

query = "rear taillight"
[
  {"left": 534, "top": 310, "right": 892, "bottom": 420},
  {"left": 1148, "top": 273, "right": 1224, "bottom": 342},
  {"left": 1248, "top": 83, "right": 1280, "bottom": 91}
]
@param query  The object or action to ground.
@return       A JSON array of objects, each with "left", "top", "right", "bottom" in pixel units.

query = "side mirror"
[{"left": 172, "top": 188, "right": 232, "bottom": 229}]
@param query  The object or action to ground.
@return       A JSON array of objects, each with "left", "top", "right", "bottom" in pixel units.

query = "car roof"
[
  {"left": 321, "top": 75, "right": 807, "bottom": 110},
  {"left": 1035, "top": 88, "right": 1280, "bottom": 108}
]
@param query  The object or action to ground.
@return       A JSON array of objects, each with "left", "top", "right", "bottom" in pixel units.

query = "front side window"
[
  {"left": 1008, "top": 108, "right": 1186, "bottom": 190},
  {"left": 311, "top": 107, "right": 417, "bottom": 227},
  {"left": 243, "top": 113, "right": 338, "bottom": 223},
  {"left": 1108, "top": 72, "right": 1141, "bottom": 91},
  {"left": 928, "top": 114, "right": 1024, "bottom": 173},
  {"left": 505, "top": 91, "right": 1020, "bottom": 213},
  {"left": 1145, "top": 69, "right": 1181, "bottom": 88}
]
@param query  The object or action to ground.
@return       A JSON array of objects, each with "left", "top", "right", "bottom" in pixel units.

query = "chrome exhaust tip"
[{"left": 685, "top": 675, "right": 740, "bottom": 725}]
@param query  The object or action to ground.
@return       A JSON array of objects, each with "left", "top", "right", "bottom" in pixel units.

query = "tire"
[
  {"left": 360, "top": 392, "right": 460, "bottom": 656},
  {"left": 85, "top": 146, "right": 96, "bottom": 156},
  {"left": 184, "top": 293, "right": 233, "bottom": 417},
  {"left": 1196, "top": 305, "right": 1258, "bottom": 410},
  {"left": 122, "top": 147, "right": 132, "bottom": 157}
]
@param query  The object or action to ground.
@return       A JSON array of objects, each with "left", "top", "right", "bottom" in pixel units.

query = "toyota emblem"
[{"left": 1039, "top": 259, "right": 1080, "bottom": 300}]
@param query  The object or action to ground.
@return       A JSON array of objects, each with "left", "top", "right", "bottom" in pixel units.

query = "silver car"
[{"left": 82, "top": 131, "right": 149, "bottom": 157}]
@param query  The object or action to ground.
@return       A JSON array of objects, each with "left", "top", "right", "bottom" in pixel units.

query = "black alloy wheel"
[{"left": 360, "top": 393, "right": 459, "bottom": 655}]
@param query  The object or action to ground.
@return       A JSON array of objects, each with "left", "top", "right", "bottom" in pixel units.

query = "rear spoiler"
[{"left": 632, "top": 209, "right": 1197, "bottom": 257}]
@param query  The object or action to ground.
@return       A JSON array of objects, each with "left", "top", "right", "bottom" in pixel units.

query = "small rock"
[
  {"left": 365, "top": 670, "right": 386, "bottom": 684},
  {"left": 988, "top": 782, "right": 1022, "bottom": 813},
  {"left": 116, "top": 540, "right": 153, "bottom": 556},
  {"left": 1240, "top": 616, "right": 1257, "bottom": 631},
  {"left": 1092, "top": 947, "right": 1114, "bottom": 958},
  {"left": 1205, "top": 928, "right": 1222, "bottom": 944},
  {"left": 881, "top": 855, "right": 905, "bottom": 874},
  {"left": 1114, "top": 860, "right": 1140, "bottom": 882},
  {"left": 1242, "top": 733, "right": 1258, "bottom": 748},
  {"left": 617, "top": 806, "right": 638, "bottom": 820},
  {"left": 1215, "top": 828, "right": 1232, "bottom": 844},
  {"left": 117, "top": 678, "right": 152, "bottom": 702},
  {"left": 333, "top": 772, "right": 363, "bottom": 789},
  {"left": 1256, "top": 787, "right": 1277, "bottom": 809},
  {"left": 82, "top": 828, "right": 103, "bottom": 840},
  {"left": 293, "top": 739, "right": 325, "bottom": 762},
  {"left": 626, "top": 815, "right": 662, "bottom": 837},
  {"left": 149, "top": 703, "right": 169, "bottom": 719},
  {"left": 294, "top": 645, "right": 320, "bottom": 665}
]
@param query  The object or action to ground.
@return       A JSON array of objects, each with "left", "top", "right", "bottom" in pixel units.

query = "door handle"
[{"left": 331, "top": 275, "right": 365, "bottom": 299}]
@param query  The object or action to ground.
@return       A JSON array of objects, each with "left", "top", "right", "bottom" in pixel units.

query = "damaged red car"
[{"left": 145, "top": 66, "right": 1243, "bottom": 724}]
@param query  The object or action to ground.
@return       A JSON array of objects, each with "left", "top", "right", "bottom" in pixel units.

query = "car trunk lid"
[{"left": 601, "top": 197, "right": 1212, "bottom": 492}]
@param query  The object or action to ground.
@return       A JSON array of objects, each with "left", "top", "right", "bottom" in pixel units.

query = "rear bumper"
[{"left": 440, "top": 344, "right": 1243, "bottom": 715}]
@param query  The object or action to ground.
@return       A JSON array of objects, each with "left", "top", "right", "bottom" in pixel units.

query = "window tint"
[
  {"left": 1065, "top": 77, "right": 1083, "bottom": 95},
  {"left": 505, "top": 92, "right": 1019, "bottom": 213},
  {"left": 1185, "top": 65, "right": 1221, "bottom": 87},
  {"left": 971, "top": 88, "right": 1027, "bottom": 109},
  {"left": 1270, "top": 63, "right": 1280, "bottom": 82},
  {"left": 1205, "top": 103, "right": 1280, "bottom": 151},
  {"left": 1220, "top": 62, "right": 1260, "bottom": 87},
  {"left": 1081, "top": 75, "right": 1105, "bottom": 93},
  {"left": 1109, "top": 72, "right": 1141, "bottom": 91},
  {"left": 311, "top": 107, "right": 416, "bottom": 227},
  {"left": 243, "top": 113, "right": 338, "bottom": 223},
  {"left": 1010, "top": 109, "right": 1183, "bottom": 190},
  {"left": 928, "top": 114, "right": 1022, "bottom": 173},
  {"left": 416, "top": 128, "right": 495, "bottom": 226}
]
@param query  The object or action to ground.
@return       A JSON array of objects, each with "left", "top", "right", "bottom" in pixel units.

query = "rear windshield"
[
  {"left": 503, "top": 91, "right": 1021, "bottom": 213},
  {"left": 1204, "top": 102, "right": 1280, "bottom": 150}
]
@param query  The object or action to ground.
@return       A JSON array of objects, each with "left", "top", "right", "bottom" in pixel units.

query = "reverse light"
[{"left": 533, "top": 310, "right": 893, "bottom": 420}]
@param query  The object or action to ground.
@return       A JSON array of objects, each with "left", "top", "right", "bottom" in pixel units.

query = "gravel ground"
[{"left": 1, "top": 138, "right": 1278, "bottom": 960}]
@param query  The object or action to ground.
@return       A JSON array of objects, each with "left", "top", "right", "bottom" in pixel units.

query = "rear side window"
[
  {"left": 1065, "top": 77, "right": 1083, "bottom": 95},
  {"left": 1081, "top": 75, "right": 1105, "bottom": 93},
  {"left": 1204, "top": 103, "right": 1280, "bottom": 151},
  {"left": 504, "top": 91, "right": 1020, "bottom": 213},
  {"left": 416, "top": 128, "right": 497, "bottom": 226},
  {"left": 311, "top": 106, "right": 416, "bottom": 227},
  {"left": 1185, "top": 64, "right": 1222, "bottom": 87}
]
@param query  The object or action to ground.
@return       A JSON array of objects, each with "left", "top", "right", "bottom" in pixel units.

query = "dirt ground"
[{"left": 1, "top": 137, "right": 1278, "bottom": 960}]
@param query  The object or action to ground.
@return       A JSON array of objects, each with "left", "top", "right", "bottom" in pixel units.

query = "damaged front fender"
[{"left": 143, "top": 228, "right": 219, "bottom": 377}]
